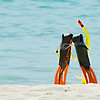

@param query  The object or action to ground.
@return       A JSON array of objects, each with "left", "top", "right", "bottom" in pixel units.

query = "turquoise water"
[{"left": 0, "top": 0, "right": 100, "bottom": 85}]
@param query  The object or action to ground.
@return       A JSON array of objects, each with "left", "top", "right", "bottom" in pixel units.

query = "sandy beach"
[{"left": 0, "top": 84, "right": 100, "bottom": 100}]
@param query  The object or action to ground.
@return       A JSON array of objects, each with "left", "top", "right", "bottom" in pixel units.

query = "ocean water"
[{"left": 0, "top": 0, "right": 100, "bottom": 85}]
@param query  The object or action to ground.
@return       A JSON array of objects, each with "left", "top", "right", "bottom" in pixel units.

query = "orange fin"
[{"left": 81, "top": 66, "right": 98, "bottom": 84}]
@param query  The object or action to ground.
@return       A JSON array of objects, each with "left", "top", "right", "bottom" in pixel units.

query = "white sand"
[{"left": 0, "top": 84, "right": 100, "bottom": 100}]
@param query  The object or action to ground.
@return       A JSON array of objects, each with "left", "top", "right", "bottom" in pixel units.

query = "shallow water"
[{"left": 0, "top": 0, "right": 100, "bottom": 85}]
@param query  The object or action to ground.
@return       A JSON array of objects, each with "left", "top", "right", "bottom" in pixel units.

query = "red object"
[{"left": 78, "top": 20, "right": 84, "bottom": 28}]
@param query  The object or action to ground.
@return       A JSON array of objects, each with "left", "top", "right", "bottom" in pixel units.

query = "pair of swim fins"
[{"left": 54, "top": 34, "right": 98, "bottom": 85}]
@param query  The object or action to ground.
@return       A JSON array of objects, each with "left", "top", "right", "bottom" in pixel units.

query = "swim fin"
[
  {"left": 72, "top": 34, "right": 98, "bottom": 84},
  {"left": 54, "top": 34, "right": 73, "bottom": 85}
]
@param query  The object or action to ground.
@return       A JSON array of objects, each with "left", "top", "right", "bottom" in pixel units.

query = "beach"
[
  {"left": 0, "top": 1, "right": 100, "bottom": 100},
  {"left": 0, "top": 84, "right": 99, "bottom": 100}
]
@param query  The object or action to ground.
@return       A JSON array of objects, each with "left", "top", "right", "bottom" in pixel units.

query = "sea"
[{"left": 0, "top": 0, "right": 100, "bottom": 85}]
